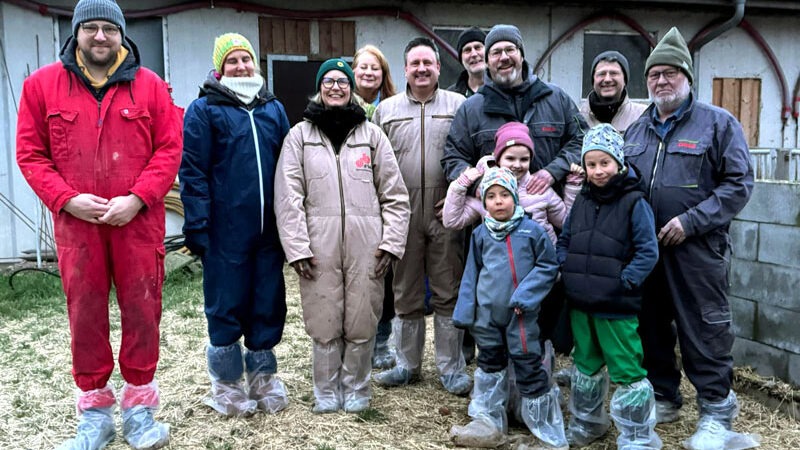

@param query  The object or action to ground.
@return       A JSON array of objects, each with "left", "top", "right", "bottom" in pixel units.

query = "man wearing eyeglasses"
[
  {"left": 15, "top": 0, "right": 181, "bottom": 448},
  {"left": 372, "top": 37, "right": 472, "bottom": 396},
  {"left": 442, "top": 24, "right": 586, "bottom": 197},
  {"left": 580, "top": 50, "right": 647, "bottom": 133},
  {"left": 623, "top": 27, "right": 754, "bottom": 449}
]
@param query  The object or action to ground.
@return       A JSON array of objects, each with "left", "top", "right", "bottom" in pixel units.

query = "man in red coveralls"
[{"left": 15, "top": 1, "right": 182, "bottom": 448}]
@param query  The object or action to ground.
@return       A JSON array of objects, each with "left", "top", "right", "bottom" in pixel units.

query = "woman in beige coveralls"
[{"left": 274, "top": 59, "right": 410, "bottom": 413}]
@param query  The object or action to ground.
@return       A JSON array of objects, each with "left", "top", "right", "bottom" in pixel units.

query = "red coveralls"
[{"left": 16, "top": 61, "right": 183, "bottom": 396}]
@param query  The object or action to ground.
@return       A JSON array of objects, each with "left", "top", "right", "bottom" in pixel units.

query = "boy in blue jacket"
[
  {"left": 557, "top": 124, "right": 661, "bottom": 449},
  {"left": 450, "top": 167, "right": 567, "bottom": 449}
]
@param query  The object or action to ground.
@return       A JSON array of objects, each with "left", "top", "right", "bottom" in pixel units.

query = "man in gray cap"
[
  {"left": 15, "top": 0, "right": 181, "bottom": 448},
  {"left": 441, "top": 23, "right": 579, "bottom": 450},
  {"left": 442, "top": 24, "right": 586, "bottom": 196},
  {"left": 580, "top": 50, "right": 647, "bottom": 132},
  {"left": 624, "top": 27, "right": 758, "bottom": 450},
  {"left": 447, "top": 26, "right": 486, "bottom": 98}
]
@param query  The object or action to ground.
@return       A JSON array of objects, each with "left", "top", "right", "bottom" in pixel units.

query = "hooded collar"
[
  {"left": 199, "top": 70, "right": 275, "bottom": 108},
  {"left": 481, "top": 62, "right": 552, "bottom": 119},
  {"left": 60, "top": 35, "right": 140, "bottom": 95},
  {"left": 582, "top": 162, "right": 645, "bottom": 204}
]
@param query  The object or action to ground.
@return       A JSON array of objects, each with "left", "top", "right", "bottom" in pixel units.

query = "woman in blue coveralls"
[{"left": 180, "top": 33, "right": 290, "bottom": 417}]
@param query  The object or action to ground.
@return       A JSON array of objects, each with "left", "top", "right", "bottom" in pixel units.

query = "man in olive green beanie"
[
  {"left": 625, "top": 24, "right": 759, "bottom": 450},
  {"left": 644, "top": 26, "right": 693, "bottom": 85}
]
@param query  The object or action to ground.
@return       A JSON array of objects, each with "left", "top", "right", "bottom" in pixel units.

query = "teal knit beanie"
[{"left": 315, "top": 59, "right": 355, "bottom": 92}]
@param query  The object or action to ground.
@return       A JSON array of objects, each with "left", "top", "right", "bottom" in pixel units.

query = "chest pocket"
[
  {"left": 662, "top": 140, "right": 707, "bottom": 188},
  {"left": 382, "top": 117, "right": 414, "bottom": 154},
  {"left": 46, "top": 109, "right": 79, "bottom": 162},
  {"left": 302, "top": 143, "right": 330, "bottom": 180},
  {"left": 119, "top": 108, "right": 153, "bottom": 164},
  {"left": 344, "top": 144, "right": 375, "bottom": 183},
  {"left": 530, "top": 121, "right": 565, "bottom": 167},
  {"left": 429, "top": 114, "right": 454, "bottom": 148}
]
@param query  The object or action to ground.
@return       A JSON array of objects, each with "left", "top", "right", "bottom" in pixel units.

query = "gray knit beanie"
[
  {"left": 645, "top": 27, "right": 693, "bottom": 84},
  {"left": 592, "top": 50, "right": 630, "bottom": 84},
  {"left": 72, "top": 0, "right": 126, "bottom": 37},
  {"left": 485, "top": 24, "right": 524, "bottom": 58}
]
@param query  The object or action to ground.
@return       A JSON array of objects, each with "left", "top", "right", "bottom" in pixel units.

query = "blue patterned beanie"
[
  {"left": 480, "top": 167, "right": 519, "bottom": 208},
  {"left": 581, "top": 123, "right": 625, "bottom": 170}
]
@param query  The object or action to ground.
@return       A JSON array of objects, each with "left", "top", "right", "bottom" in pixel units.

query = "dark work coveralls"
[
  {"left": 181, "top": 73, "right": 290, "bottom": 351},
  {"left": 623, "top": 94, "right": 753, "bottom": 405}
]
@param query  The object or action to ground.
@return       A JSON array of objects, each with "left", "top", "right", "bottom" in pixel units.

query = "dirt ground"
[{"left": 0, "top": 266, "right": 798, "bottom": 449}]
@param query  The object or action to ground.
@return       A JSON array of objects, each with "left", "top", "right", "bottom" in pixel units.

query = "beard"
[
  {"left": 79, "top": 46, "right": 117, "bottom": 68},
  {"left": 649, "top": 78, "right": 691, "bottom": 113},
  {"left": 492, "top": 66, "right": 520, "bottom": 87}
]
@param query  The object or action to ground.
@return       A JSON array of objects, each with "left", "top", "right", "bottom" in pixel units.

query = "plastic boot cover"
[
  {"left": 121, "top": 405, "right": 169, "bottom": 450},
  {"left": 469, "top": 368, "right": 510, "bottom": 433},
  {"left": 554, "top": 365, "right": 574, "bottom": 388},
  {"left": 656, "top": 399, "right": 680, "bottom": 424},
  {"left": 609, "top": 379, "right": 662, "bottom": 450},
  {"left": 342, "top": 338, "right": 374, "bottom": 413},
  {"left": 57, "top": 407, "right": 116, "bottom": 450},
  {"left": 451, "top": 418, "right": 506, "bottom": 448},
  {"left": 434, "top": 313, "right": 472, "bottom": 395},
  {"left": 374, "top": 317, "right": 424, "bottom": 387},
  {"left": 684, "top": 391, "right": 761, "bottom": 450},
  {"left": 246, "top": 373, "right": 289, "bottom": 413},
  {"left": 312, "top": 338, "right": 344, "bottom": 413},
  {"left": 566, "top": 368, "right": 610, "bottom": 447},
  {"left": 541, "top": 340, "right": 555, "bottom": 387},
  {"left": 520, "top": 385, "right": 568, "bottom": 448},
  {"left": 120, "top": 381, "right": 160, "bottom": 410},
  {"left": 205, "top": 342, "right": 257, "bottom": 417},
  {"left": 372, "top": 320, "right": 395, "bottom": 369}
]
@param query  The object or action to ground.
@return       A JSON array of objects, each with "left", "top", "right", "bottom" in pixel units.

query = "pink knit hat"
[{"left": 493, "top": 122, "right": 534, "bottom": 160}]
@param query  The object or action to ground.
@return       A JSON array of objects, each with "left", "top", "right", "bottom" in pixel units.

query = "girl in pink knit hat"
[{"left": 442, "top": 121, "right": 582, "bottom": 244}]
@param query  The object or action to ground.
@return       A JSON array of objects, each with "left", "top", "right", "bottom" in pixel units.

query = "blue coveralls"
[
  {"left": 454, "top": 216, "right": 559, "bottom": 397},
  {"left": 181, "top": 80, "right": 290, "bottom": 352},
  {"left": 623, "top": 94, "right": 754, "bottom": 405}
]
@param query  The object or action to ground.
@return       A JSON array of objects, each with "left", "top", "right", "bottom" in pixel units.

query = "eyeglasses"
[
  {"left": 488, "top": 45, "right": 518, "bottom": 59},
  {"left": 80, "top": 23, "right": 120, "bottom": 37},
  {"left": 647, "top": 69, "right": 680, "bottom": 82},
  {"left": 321, "top": 77, "right": 350, "bottom": 89}
]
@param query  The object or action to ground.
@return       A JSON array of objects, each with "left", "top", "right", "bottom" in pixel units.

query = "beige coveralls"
[{"left": 373, "top": 88, "right": 467, "bottom": 319}]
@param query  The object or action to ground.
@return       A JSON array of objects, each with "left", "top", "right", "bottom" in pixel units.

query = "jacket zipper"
[
  {"left": 420, "top": 102, "right": 426, "bottom": 214},
  {"left": 585, "top": 204, "right": 600, "bottom": 274},
  {"left": 649, "top": 141, "right": 663, "bottom": 202},
  {"left": 333, "top": 128, "right": 357, "bottom": 243},
  {"left": 244, "top": 108, "right": 265, "bottom": 234},
  {"left": 506, "top": 236, "right": 527, "bottom": 354}
]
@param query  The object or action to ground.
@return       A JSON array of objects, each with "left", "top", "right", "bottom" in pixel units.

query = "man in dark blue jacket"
[{"left": 624, "top": 27, "right": 756, "bottom": 450}]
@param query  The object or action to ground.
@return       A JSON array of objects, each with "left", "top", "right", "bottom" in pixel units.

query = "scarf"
[
  {"left": 303, "top": 101, "right": 366, "bottom": 152},
  {"left": 588, "top": 89, "right": 627, "bottom": 124},
  {"left": 484, "top": 205, "right": 525, "bottom": 241},
  {"left": 220, "top": 76, "right": 264, "bottom": 106}
]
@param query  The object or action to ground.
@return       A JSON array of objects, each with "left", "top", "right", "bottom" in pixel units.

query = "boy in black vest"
[{"left": 556, "top": 123, "right": 661, "bottom": 449}]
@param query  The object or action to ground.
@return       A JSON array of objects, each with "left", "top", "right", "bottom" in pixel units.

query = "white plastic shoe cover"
[
  {"left": 312, "top": 339, "right": 343, "bottom": 413},
  {"left": 342, "top": 339, "right": 373, "bottom": 413},
  {"left": 520, "top": 385, "right": 568, "bottom": 448},
  {"left": 656, "top": 399, "right": 681, "bottom": 423},
  {"left": 247, "top": 373, "right": 289, "bottom": 413},
  {"left": 57, "top": 407, "right": 116, "bottom": 450},
  {"left": 684, "top": 391, "right": 761, "bottom": 450},
  {"left": 566, "top": 368, "right": 610, "bottom": 447},
  {"left": 468, "top": 368, "right": 510, "bottom": 433},
  {"left": 122, "top": 405, "right": 170, "bottom": 449},
  {"left": 609, "top": 379, "right": 662, "bottom": 449}
]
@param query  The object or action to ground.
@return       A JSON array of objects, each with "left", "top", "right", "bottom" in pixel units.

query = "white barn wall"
[
  {"left": 0, "top": 3, "right": 57, "bottom": 261},
  {"left": 2, "top": 2, "right": 799, "bottom": 259}
]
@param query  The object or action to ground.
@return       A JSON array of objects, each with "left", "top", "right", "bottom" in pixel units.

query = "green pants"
[{"left": 570, "top": 309, "right": 647, "bottom": 385}]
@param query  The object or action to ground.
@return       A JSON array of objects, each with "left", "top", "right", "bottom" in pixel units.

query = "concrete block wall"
[{"left": 730, "top": 181, "right": 800, "bottom": 385}]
